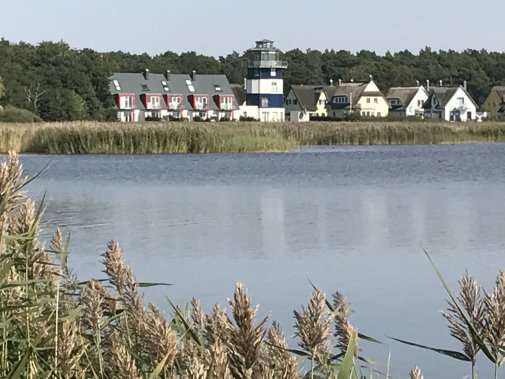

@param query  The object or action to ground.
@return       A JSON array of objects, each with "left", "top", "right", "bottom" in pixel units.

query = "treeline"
[{"left": 1, "top": 38, "right": 505, "bottom": 121}]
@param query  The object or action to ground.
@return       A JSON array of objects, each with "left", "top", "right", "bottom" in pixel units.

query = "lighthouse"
[{"left": 245, "top": 40, "right": 288, "bottom": 122}]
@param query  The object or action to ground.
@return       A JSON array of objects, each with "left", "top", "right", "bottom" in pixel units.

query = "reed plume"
[
  {"left": 442, "top": 271, "right": 485, "bottom": 376},
  {"left": 225, "top": 282, "right": 268, "bottom": 379},
  {"left": 409, "top": 365, "right": 423, "bottom": 379},
  {"left": 266, "top": 322, "right": 300, "bottom": 379},
  {"left": 332, "top": 290, "right": 358, "bottom": 356},
  {"left": 484, "top": 271, "right": 505, "bottom": 378},
  {"left": 294, "top": 288, "right": 331, "bottom": 370},
  {"left": 108, "top": 332, "right": 142, "bottom": 379}
]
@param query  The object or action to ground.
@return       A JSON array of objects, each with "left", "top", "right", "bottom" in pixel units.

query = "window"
[
  {"left": 418, "top": 100, "right": 424, "bottom": 107},
  {"left": 113, "top": 80, "right": 121, "bottom": 91},
  {"left": 149, "top": 96, "right": 160, "bottom": 109},
  {"left": 458, "top": 97, "right": 465, "bottom": 106},
  {"left": 285, "top": 99, "right": 291, "bottom": 105},
  {"left": 334, "top": 96, "right": 347, "bottom": 104},
  {"left": 170, "top": 96, "right": 181, "bottom": 109},
  {"left": 366, "top": 97, "right": 371, "bottom": 103},
  {"left": 261, "top": 97, "right": 269, "bottom": 107},
  {"left": 293, "top": 99, "right": 298, "bottom": 105},
  {"left": 186, "top": 79, "right": 195, "bottom": 92},
  {"left": 214, "top": 84, "right": 222, "bottom": 92},
  {"left": 271, "top": 82, "right": 277, "bottom": 93},
  {"left": 374, "top": 98, "right": 378, "bottom": 104},
  {"left": 270, "top": 68, "right": 276, "bottom": 77},
  {"left": 161, "top": 81, "right": 169, "bottom": 92},
  {"left": 196, "top": 96, "right": 208, "bottom": 109},
  {"left": 122, "top": 95, "right": 133, "bottom": 109},
  {"left": 221, "top": 96, "right": 233, "bottom": 110}
]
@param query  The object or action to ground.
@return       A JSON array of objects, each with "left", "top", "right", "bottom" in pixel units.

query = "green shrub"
[{"left": 0, "top": 105, "right": 41, "bottom": 123}]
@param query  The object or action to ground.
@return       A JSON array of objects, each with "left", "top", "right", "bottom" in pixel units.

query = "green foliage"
[
  {"left": 0, "top": 106, "right": 41, "bottom": 123},
  {"left": 1, "top": 37, "right": 505, "bottom": 122}
]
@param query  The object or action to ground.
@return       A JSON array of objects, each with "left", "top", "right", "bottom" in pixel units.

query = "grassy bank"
[{"left": 2, "top": 120, "right": 505, "bottom": 154}]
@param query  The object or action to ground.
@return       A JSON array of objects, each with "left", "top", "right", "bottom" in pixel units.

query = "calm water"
[{"left": 19, "top": 144, "right": 505, "bottom": 378}]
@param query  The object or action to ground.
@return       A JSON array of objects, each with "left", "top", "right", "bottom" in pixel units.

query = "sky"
[{"left": 2, "top": 0, "right": 505, "bottom": 57}]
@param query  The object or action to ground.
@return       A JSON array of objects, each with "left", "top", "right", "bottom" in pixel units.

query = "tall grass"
[{"left": 2, "top": 120, "right": 505, "bottom": 154}]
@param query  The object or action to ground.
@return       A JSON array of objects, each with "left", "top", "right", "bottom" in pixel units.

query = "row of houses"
[
  {"left": 284, "top": 79, "right": 487, "bottom": 122},
  {"left": 108, "top": 39, "right": 505, "bottom": 123},
  {"left": 109, "top": 69, "right": 240, "bottom": 122},
  {"left": 110, "top": 68, "right": 505, "bottom": 123}
]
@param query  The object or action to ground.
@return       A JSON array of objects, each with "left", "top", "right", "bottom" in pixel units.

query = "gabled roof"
[
  {"left": 490, "top": 86, "right": 505, "bottom": 100},
  {"left": 328, "top": 83, "right": 367, "bottom": 109},
  {"left": 289, "top": 85, "right": 335, "bottom": 111},
  {"left": 386, "top": 86, "right": 427, "bottom": 110},
  {"left": 423, "top": 86, "right": 478, "bottom": 110},
  {"left": 328, "top": 81, "right": 386, "bottom": 110},
  {"left": 230, "top": 84, "right": 246, "bottom": 105},
  {"left": 109, "top": 71, "right": 239, "bottom": 111}
]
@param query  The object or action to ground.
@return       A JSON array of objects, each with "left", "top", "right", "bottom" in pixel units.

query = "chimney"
[
  {"left": 330, "top": 78, "right": 334, "bottom": 86},
  {"left": 439, "top": 80, "right": 443, "bottom": 87},
  {"left": 369, "top": 74, "right": 373, "bottom": 81},
  {"left": 165, "top": 70, "right": 171, "bottom": 81},
  {"left": 191, "top": 70, "right": 197, "bottom": 81},
  {"left": 463, "top": 80, "right": 467, "bottom": 91},
  {"left": 143, "top": 68, "right": 150, "bottom": 80},
  {"left": 338, "top": 78, "right": 342, "bottom": 86},
  {"left": 426, "top": 80, "right": 430, "bottom": 91},
  {"left": 416, "top": 80, "right": 420, "bottom": 86},
  {"left": 350, "top": 78, "right": 354, "bottom": 83}
]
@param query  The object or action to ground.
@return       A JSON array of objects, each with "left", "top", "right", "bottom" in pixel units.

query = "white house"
[
  {"left": 284, "top": 84, "right": 335, "bottom": 121},
  {"left": 386, "top": 86, "right": 429, "bottom": 117},
  {"left": 423, "top": 85, "right": 478, "bottom": 121},
  {"left": 326, "top": 79, "right": 389, "bottom": 118}
]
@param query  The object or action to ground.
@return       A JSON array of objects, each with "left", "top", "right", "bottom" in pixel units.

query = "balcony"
[
  {"left": 247, "top": 60, "right": 288, "bottom": 69},
  {"left": 220, "top": 104, "right": 234, "bottom": 111}
]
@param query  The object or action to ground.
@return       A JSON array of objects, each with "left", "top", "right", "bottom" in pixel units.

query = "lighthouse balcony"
[{"left": 247, "top": 60, "right": 288, "bottom": 69}]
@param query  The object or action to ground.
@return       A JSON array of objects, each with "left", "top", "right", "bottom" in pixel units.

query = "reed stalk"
[{"left": 2, "top": 120, "right": 505, "bottom": 154}]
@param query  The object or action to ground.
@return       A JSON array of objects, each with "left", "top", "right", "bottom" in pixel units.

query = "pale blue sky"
[{"left": 2, "top": 0, "right": 503, "bottom": 56}]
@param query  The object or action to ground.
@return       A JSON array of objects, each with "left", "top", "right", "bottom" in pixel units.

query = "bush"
[
  {"left": 0, "top": 106, "right": 41, "bottom": 123},
  {"left": 239, "top": 116, "right": 258, "bottom": 122}
]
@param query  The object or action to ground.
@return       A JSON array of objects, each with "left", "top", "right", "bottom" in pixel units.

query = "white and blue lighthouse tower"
[{"left": 246, "top": 39, "right": 288, "bottom": 122}]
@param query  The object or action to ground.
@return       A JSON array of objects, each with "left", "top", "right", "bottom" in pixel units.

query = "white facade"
[
  {"left": 405, "top": 88, "right": 429, "bottom": 116},
  {"left": 246, "top": 79, "right": 283, "bottom": 95},
  {"left": 425, "top": 86, "right": 477, "bottom": 121}
]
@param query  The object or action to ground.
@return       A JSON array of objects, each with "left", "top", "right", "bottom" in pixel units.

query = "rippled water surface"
[{"left": 20, "top": 143, "right": 505, "bottom": 378}]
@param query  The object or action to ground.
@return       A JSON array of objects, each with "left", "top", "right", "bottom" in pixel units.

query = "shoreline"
[{"left": 2, "top": 120, "right": 505, "bottom": 154}]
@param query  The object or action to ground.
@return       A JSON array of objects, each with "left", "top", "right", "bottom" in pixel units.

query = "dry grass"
[{"left": 2, "top": 120, "right": 505, "bottom": 154}]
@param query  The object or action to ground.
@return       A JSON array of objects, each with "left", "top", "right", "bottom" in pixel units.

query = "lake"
[{"left": 20, "top": 143, "right": 505, "bottom": 378}]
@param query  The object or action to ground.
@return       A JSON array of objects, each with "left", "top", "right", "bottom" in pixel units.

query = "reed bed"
[
  {"left": 3, "top": 152, "right": 505, "bottom": 378},
  {"left": 2, "top": 120, "right": 505, "bottom": 154}
]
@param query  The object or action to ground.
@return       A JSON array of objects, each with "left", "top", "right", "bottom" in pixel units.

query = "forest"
[{"left": 1, "top": 38, "right": 505, "bottom": 122}]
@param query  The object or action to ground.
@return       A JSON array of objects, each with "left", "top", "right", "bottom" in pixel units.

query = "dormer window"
[
  {"left": 168, "top": 95, "right": 182, "bottom": 109},
  {"left": 141, "top": 84, "right": 150, "bottom": 91},
  {"left": 334, "top": 96, "right": 348, "bottom": 104},
  {"left": 390, "top": 99, "right": 401, "bottom": 106},
  {"left": 220, "top": 96, "right": 234, "bottom": 110},
  {"left": 195, "top": 95, "right": 208, "bottom": 109}
]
